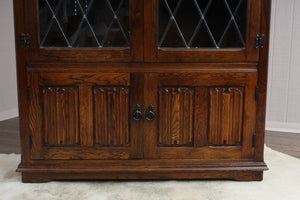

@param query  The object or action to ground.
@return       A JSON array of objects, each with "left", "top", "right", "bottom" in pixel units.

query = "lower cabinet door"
[
  {"left": 143, "top": 72, "right": 258, "bottom": 161},
  {"left": 28, "top": 72, "right": 142, "bottom": 160}
]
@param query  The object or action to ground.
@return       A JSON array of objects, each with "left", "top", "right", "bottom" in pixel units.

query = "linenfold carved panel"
[
  {"left": 42, "top": 87, "right": 80, "bottom": 146},
  {"left": 208, "top": 87, "right": 244, "bottom": 146},
  {"left": 158, "top": 87, "right": 194, "bottom": 146},
  {"left": 93, "top": 87, "right": 130, "bottom": 146}
]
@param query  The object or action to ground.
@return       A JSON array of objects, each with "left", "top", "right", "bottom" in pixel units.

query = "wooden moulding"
[{"left": 17, "top": 162, "right": 268, "bottom": 183}]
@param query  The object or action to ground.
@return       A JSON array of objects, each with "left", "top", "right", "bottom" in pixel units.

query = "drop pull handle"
[
  {"left": 132, "top": 104, "right": 142, "bottom": 121},
  {"left": 145, "top": 105, "right": 155, "bottom": 121}
]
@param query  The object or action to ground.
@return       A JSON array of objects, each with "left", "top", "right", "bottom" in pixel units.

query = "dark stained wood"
[
  {"left": 241, "top": 74, "right": 258, "bottom": 159},
  {"left": 26, "top": 73, "right": 136, "bottom": 160},
  {"left": 143, "top": 73, "right": 158, "bottom": 159},
  {"left": 13, "top": 0, "right": 31, "bottom": 163},
  {"left": 42, "top": 87, "right": 80, "bottom": 146},
  {"left": 254, "top": 0, "right": 271, "bottom": 162},
  {"left": 23, "top": 0, "right": 144, "bottom": 63},
  {"left": 144, "top": 72, "right": 257, "bottom": 160},
  {"left": 1, "top": 119, "right": 299, "bottom": 159},
  {"left": 78, "top": 86, "right": 94, "bottom": 147},
  {"left": 28, "top": 73, "right": 44, "bottom": 159},
  {"left": 94, "top": 87, "right": 130, "bottom": 146},
  {"left": 144, "top": 0, "right": 261, "bottom": 63},
  {"left": 194, "top": 87, "right": 208, "bottom": 147},
  {"left": 158, "top": 87, "right": 194, "bottom": 147},
  {"left": 12, "top": 0, "right": 271, "bottom": 182},
  {"left": 20, "top": 170, "right": 264, "bottom": 183},
  {"left": 143, "top": 0, "right": 157, "bottom": 62},
  {"left": 39, "top": 73, "right": 130, "bottom": 86},
  {"left": 130, "top": 0, "right": 144, "bottom": 62},
  {"left": 27, "top": 63, "right": 259, "bottom": 73},
  {"left": 130, "top": 73, "right": 145, "bottom": 159},
  {"left": 208, "top": 87, "right": 244, "bottom": 146},
  {"left": 158, "top": 73, "right": 249, "bottom": 86}
]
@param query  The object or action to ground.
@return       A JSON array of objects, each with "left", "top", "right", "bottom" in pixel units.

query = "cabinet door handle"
[
  {"left": 132, "top": 104, "right": 142, "bottom": 121},
  {"left": 145, "top": 105, "right": 155, "bottom": 121}
]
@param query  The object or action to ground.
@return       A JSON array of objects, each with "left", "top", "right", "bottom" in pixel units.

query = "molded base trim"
[
  {"left": 20, "top": 171, "right": 264, "bottom": 183},
  {"left": 17, "top": 162, "right": 268, "bottom": 183}
]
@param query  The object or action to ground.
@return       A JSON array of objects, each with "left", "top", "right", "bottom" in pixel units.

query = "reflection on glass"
[
  {"left": 158, "top": 0, "right": 248, "bottom": 49},
  {"left": 39, "top": 0, "right": 130, "bottom": 48}
]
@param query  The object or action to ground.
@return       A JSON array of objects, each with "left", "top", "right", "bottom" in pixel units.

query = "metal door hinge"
[
  {"left": 29, "top": 134, "right": 32, "bottom": 149},
  {"left": 255, "top": 34, "right": 265, "bottom": 49},
  {"left": 20, "top": 33, "right": 31, "bottom": 48},
  {"left": 255, "top": 86, "right": 259, "bottom": 101},
  {"left": 26, "top": 86, "right": 30, "bottom": 101},
  {"left": 252, "top": 134, "right": 256, "bottom": 147}
]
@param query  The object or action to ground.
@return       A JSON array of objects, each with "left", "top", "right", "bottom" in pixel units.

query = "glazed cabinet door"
[
  {"left": 23, "top": 0, "right": 143, "bottom": 62},
  {"left": 28, "top": 72, "right": 143, "bottom": 160},
  {"left": 144, "top": 0, "right": 261, "bottom": 62},
  {"left": 144, "top": 72, "right": 257, "bottom": 160}
]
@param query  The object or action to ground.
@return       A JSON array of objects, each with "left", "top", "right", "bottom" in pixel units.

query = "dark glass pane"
[
  {"left": 160, "top": 21, "right": 186, "bottom": 48},
  {"left": 190, "top": 24, "right": 215, "bottom": 48},
  {"left": 227, "top": 0, "right": 242, "bottom": 12},
  {"left": 219, "top": 23, "right": 244, "bottom": 48},
  {"left": 72, "top": 20, "right": 100, "bottom": 47},
  {"left": 43, "top": 20, "right": 69, "bottom": 47},
  {"left": 235, "top": 0, "right": 248, "bottom": 42},
  {"left": 175, "top": 0, "right": 200, "bottom": 43},
  {"left": 39, "top": 0, "right": 130, "bottom": 48},
  {"left": 158, "top": 0, "right": 248, "bottom": 49},
  {"left": 103, "top": 20, "right": 129, "bottom": 47},
  {"left": 166, "top": 0, "right": 180, "bottom": 12},
  {"left": 204, "top": 0, "right": 231, "bottom": 43},
  {"left": 158, "top": 0, "right": 170, "bottom": 40}
]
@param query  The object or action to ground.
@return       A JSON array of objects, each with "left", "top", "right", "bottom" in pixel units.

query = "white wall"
[
  {"left": 0, "top": 0, "right": 18, "bottom": 121},
  {"left": 266, "top": 0, "right": 300, "bottom": 133},
  {"left": 0, "top": 0, "right": 299, "bottom": 133}
]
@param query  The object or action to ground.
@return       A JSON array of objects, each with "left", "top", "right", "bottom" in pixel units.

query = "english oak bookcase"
[{"left": 14, "top": 0, "right": 270, "bottom": 182}]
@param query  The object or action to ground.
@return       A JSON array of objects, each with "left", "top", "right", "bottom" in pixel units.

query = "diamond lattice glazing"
[
  {"left": 39, "top": 0, "right": 130, "bottom": 48},
  {"left": 158, "top": 0, "right": 248, "bottom": 49}
]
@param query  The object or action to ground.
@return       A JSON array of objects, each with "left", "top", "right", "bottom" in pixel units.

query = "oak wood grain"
[
  {"left": 42, "top": 87, "right": 80, "bottom": 146},
  {"left": 208, "top": 87, "right": 244, "bottom": 146},
  {"left": 94, "top": 87, "right": 130, "bottom": 146},
  {"left": 158, "top": 87, "right": 194, "bottom": 147}
]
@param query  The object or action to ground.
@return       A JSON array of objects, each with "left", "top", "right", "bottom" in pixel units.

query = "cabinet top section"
[{"left": 16, "top": 0, "right": 266, "bottom": 63}]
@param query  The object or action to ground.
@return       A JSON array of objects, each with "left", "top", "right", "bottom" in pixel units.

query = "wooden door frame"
[
  {"left": 22, "top": 0, "right": 144, "bottom": 63},
  {"left": 144, "top": 0, "right": 261, "bottom": 62},
  {"left": 14, "top": 0, "right": 31, "bottom": 164},
  {"left": 143, "top": 72, "right": 258, "bottom": 161},
  {"left": 254, "top": 0, "right": 271, "bottom": 161},
  {"left": 28, "top": 72, "right": 143, "bottom": 160}
]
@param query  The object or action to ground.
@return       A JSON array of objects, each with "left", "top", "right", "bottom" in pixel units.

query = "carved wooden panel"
[
  {"left": 158, "top": 87, "right": 194, "bottom": 146},
  {"left": 42, "top": 87, "right": 80, "bottom": 146},
  {"left": 208, "top": 87, "right": 244, "bottom": 146},
  {"left": 93, "top": 87, "right": 130, "bottom": 146}
]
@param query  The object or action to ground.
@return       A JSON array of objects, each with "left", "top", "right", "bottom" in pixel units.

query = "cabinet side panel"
[
  {"left": 94, "top": 87, "right": 130, "bottom": 146},
  {"left": 208, "top": 87, "right": 244, "bottom": 146},
  {"left": 158, "top": 87, "right": 194, "bottom": 146}
]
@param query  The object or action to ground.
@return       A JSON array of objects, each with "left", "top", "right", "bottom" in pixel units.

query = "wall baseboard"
[
  {"left": 0, "top": 108, "right": 19, "bottom": 121},
  {"left": 266, "top": 121, "right": 300, "bottom": 134}
]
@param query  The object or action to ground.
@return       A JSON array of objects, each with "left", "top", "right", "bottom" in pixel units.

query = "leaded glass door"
[
  {"left": 144, "top": 0, "right": 261, "bottom": 62},
  {"left": 24, "top": 0, "right": 143, "bottom": 62}
]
